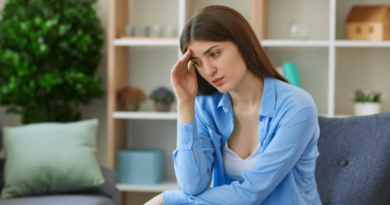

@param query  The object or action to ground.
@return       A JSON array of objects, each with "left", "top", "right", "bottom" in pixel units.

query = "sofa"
[
  {"left": 2, "top": 111, "right": 390, "bottom": 205},
  {"left": 0, "top": 116, "right": 121, "bottom": 205},
  {"left": 315, "top": 111, "right": 390, "bottom": 205}
]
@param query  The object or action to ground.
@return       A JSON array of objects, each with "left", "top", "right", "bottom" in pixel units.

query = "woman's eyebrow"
[{"left": 189, "top": 45, "right": 219, "bottom": 60}]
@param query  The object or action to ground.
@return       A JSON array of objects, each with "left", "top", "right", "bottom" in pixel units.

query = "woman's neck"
[{"left": 228, "top": 71, "right": 264, "bottom": 110}]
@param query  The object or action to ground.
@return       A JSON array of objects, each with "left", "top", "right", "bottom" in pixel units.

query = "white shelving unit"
[
  {"left": 335, "top": 40, "right": 390, "bottom": 47},
  {"left": 116, "top": 178, "right": 179, "bottom": 192},
  {"left": 113, "top": 37, "right": 180, "bottom": 46},
  {"left": 261, "top": 39, "right": 330, "bottom": 47},
  {"left": 107, "top": 0, "right": 390, "bottom": 203},
  {"left": 112, "top": 111, "right": 178, "bottom": 120}
]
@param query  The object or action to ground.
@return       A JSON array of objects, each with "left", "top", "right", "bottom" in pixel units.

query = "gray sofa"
[
  {"left": 0, "top": 116, "right": 121, "bottom": 205},
  {"left": 2, "top": 111, "right": 390, "bottom": 205},
  {"left": 316, "top": 111, "right": 390, "bottom": 205}
]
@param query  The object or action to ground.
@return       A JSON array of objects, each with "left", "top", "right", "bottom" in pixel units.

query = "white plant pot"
[{"left": 354, "top": 102, "right": 381, "bottom": 116}]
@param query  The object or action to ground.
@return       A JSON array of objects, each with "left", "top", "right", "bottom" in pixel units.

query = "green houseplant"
[
  {"left": 0, "top": 0, "right": 105, "bottom": 124},
  {"left": 352, "top": 90, "right": 383, "bottom": 116}
]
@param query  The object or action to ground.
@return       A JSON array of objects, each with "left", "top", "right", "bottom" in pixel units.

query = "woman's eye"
[
  {"left": 192, "top": 62, "right": 200, "bottom": 67},
  {"left": 192, "top": 52, "right": 218, "bottom": 67}
]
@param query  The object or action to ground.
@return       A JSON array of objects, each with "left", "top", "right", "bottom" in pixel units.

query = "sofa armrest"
[
  {"left": 97, "top": 166, "right": 121, "bottom": 205},
  {"left": 0, "top": 158, "right": 4, "bottom": 192},
  {"left": 72, "top": 166, "right": 121, "bottom": 205},
  {"left": 0, "top": 115, "right": 3, "bottom": 150},
  {"left": 0, "top": 160, "right": 121, "bottom": 205}
]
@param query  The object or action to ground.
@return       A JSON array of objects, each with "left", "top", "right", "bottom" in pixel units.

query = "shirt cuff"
[
  {"left": 176, "top": 118, "right": 197, "bottom": 150},
  {"left": 163, "top": 190, "right": 190, "bottom": 205}
]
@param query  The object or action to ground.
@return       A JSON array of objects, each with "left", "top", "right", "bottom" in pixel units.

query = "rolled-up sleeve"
[
  {"left": 163, "top": 190, "right": 190, "bottom": 205},
  {"left": 164, "top": 105, "right": 318, "bottom": 205}
]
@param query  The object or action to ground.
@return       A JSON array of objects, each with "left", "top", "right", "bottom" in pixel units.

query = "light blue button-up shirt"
[{"left": 163, "top": 77, "right": 322, "bottom": 205}]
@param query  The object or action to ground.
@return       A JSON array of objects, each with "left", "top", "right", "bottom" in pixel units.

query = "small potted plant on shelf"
[
  {"left": 352, "top": 90, "right": 385, "bottom": 116},
  {"left": 117, "top": 86, "right": 146, "bottom": 111},
  {"left": 149, "top": 87, "right": 175, "bottom": 112}
]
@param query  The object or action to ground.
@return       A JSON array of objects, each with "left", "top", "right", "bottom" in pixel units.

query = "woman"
[{"left": 146, "top": 5, "right": 322, "bottom": 205}]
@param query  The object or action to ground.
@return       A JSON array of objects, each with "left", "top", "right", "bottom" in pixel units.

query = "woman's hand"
[
  {"left": 170, "top": 49, "right": 198, "bottom": 105},
  {"left": 144, "top": 192, "right": 164, "bottom": 205}
]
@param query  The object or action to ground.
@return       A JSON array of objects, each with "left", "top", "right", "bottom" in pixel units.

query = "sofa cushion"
[
  {"left": 0, "top": 194, "right": 115, "bottom": 205},
  {"left": 65, "top": 166, "right": 121, "bottom": 205},
  {"left": 315, "top": 112, "right": 390, "bottom": 205},
  {"left": 1, "top": 118, "right": 104, "bottom": 198}
]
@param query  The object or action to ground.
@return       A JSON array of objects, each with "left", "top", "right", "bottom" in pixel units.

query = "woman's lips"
[{"left": 213, "top": 77, "right": 224, "bottom": 86}]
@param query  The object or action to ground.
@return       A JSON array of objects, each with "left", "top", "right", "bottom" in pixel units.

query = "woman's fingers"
[
  {"left": 178, "top": 49, "right": 191, "bottom": 69},
  {"left": 187, "top": 59, "right": 195, "bottom": 75},
  {"left": 171, "top": 49, "right": 192, "bottom": 75},
  {"left": 181, "top": 49, "right": 191, "bottom": 62}
]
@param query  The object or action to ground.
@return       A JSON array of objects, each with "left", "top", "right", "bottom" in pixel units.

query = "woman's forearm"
[
  {"left": 174, "top": 102, "right": 214, "bottom": 195},
  {"left": 177, "top": 103, "right": 195, "bottom": 124},
  {"left": 177, "top": 103, "right": 197, "bottom": 163}
]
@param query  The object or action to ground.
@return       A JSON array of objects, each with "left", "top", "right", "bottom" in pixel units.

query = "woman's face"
[{"left": 187, "top": 40, "right": 247, "bottom": 93}]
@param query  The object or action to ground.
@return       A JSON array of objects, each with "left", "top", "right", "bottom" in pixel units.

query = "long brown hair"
[{"left": 180, "top": 5, "right": 289, "bottom": 96}]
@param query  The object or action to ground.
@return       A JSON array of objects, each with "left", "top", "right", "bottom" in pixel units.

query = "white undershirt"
[{"left": 222, "top": 140, "right": 262, "bottom": 182}]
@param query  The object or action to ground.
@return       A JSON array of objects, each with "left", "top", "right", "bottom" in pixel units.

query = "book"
[{"left": 283, "top": 62, "right": 301, "bottom": 88}]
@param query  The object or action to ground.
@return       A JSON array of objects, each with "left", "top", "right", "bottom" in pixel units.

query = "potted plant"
[
  {"left": 149, "top": 87, "right": 175, "bottom": 112},
  {"left": 117, "top": 86, "right": 146, "bottom": 111},
  {"left": 0, "top": 0, "right": 105, "bottom": 124},
  {"left": 352, "top": 90, "right": 384, "bottom": 116}
]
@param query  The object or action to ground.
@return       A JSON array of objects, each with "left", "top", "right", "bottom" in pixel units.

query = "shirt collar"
[{"left": 217, "top": 77, "right": 276, "bottom": 121}]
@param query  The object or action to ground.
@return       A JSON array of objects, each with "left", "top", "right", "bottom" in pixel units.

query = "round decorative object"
[
  {"left": 154, "top": 102, "right": 171, "bottom": 112},
  {"left": 288, "top": 21, "right": 311, "bottom": 40},
  {"left": 125, "top": 101, "right": 141, "bottom": 111},
  {"left": 149, "top": 87, "right": 175, "bottom": 104},
  {"left": 125, "top": 25, "right": 135, "bottom": 36},
  {"left": 117, "top": 85, "right": 146, "bottom": 111}
]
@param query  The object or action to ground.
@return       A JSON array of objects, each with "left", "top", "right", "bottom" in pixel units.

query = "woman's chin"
[{"left": 215, "top": 83, "right": 230, "bottom": 93}]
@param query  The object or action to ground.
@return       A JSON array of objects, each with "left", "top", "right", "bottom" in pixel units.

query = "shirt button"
[
  {"left": 186, "top": 127, "right": 192, "bottom": 133},
  {"left": 340, "top": 159, "right": 348, "bottom": 167},
  {"left": 259, "top": 116, "right": 264, "bottom": 121}
]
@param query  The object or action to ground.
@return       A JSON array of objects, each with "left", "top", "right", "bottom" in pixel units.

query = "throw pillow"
[{"left": 1, "top": 118, "right": 104, "bottom": 199}]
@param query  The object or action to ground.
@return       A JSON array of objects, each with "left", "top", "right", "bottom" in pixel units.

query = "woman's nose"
[{"left": 204, "top": 62, "right": 217, "bottom": 77}]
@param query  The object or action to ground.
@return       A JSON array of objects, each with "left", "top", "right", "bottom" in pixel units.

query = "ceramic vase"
[
  {"left": 354, "top": 102, "right": 381, "bottom": 116},
  {"left": 154, "top": 102, "right": 171, "bottom": 112},
  {"left": 125, "top": 101, "right": 141, "bottom": 111}
]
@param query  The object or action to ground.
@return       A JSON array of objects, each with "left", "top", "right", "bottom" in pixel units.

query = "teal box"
[{"left": 116, "top": 148, "right": 165, "bottom": 184}]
